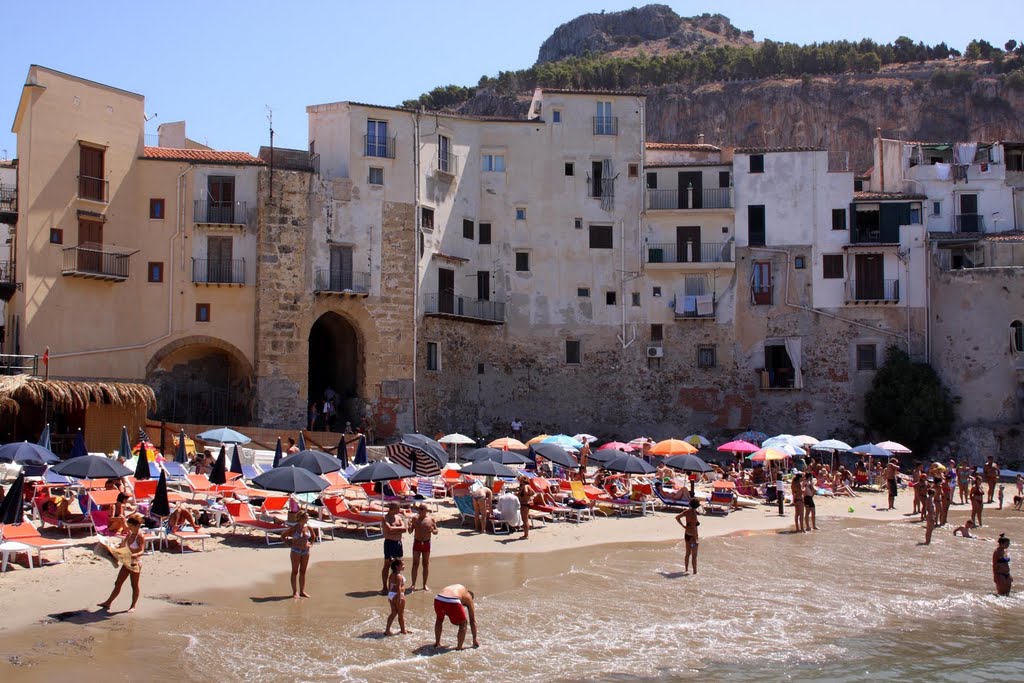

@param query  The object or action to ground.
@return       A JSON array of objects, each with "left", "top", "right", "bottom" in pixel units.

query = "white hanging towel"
[
  {"left": 695, "top": 294, "right": 714, "bottom": 316},
  {"left": 934, "top": 163, "right": 952, "bottom": 181}
]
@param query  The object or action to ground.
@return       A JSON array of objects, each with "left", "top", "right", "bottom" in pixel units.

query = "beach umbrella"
[
  {"left": 297, "top": 431, "right": 307, "bottom": 452},
  {"left": 572, "top": 434, "right": 598, "bottom": 444},
  {"left": 463, "top": 447, "right": 531, "bottom": 466},
  {"left": 663, "top": 454, "right": 713, "bottom": 473},
  {"left": 272, "top": 437, "right": 283, "bottom": 468},
  {"left": 589, "top": 448, "right": 622, "bottom": 465},
  {"left": 229, "top": 444, "right": 244, "bottom": 475},
  {"left": 133, "top": 444, "right": 151, "bottom": 480},
  {"left": 0, "top": 441, "right": 59, "bottom": 466},
  {"left": 775, "top": 443, "right": 806, "bottom": 457},
  {"left": 734, "top": 431, "right": 767, "bottom": 445},
  {"left": 175, "top": 430, "right": 188, "bottom": 464},
  {"left": 277, "top": 449, "right": 342, "bottom": 475},
  {"left": 336, "top": 435, "right": 350, "bottom": 469},
  {"left": 150, "top": 471, "right": 171, "bottom": 517},
  {"left": 717, "top": 440, "right": 760, "bottom": 454},
  {"left": 70, "top": 430, "right": 88, "bottom": 458},
  {"left": 488, "top": 437, "right": 527, "bottom": 450},
  {"left": 387, "top": 434, "right": 448, "bottom": 476},
  {"left": 0, "top": 471, "right": 25, "bottom": 524},
  {"left": 196, "top": 427, "right": 251, "bottom": 445},
  {"left": 37, "top": 424, "right": 52, "bottom": 452},
  {"left": 438, "top": 432, "right": 476, "bottom": 462},
  {"left": 354, "top": 434, "right": 368, "bottom": 465},
  {"left": 650, "top": 439, "right": 698, "bottom": 456},
  {"left": 603, "top": 453, "right": 657, "bottom": 475},
  {"left": 598, "top": 441, "right": 636, "bottom": 452},
  {"left": 530, "top": 442, "right": 580, "bottom": 470},
  {"left": 684, "top": 434, "right": 711, "bottom": 448},
  {"left": 51, "top": 455, "right": 132, "bottom": 479},
  {"left": 851, "top": 443, "right": 893, "bottom": 458},
  {"left": 811, "top": 439, "right": 852, "bottom": 452},
  {"left": 348, "top": 460, "right": 417, "bottom": 484},
  {"left": 253, "top": 466, "right": 329, "bottom": 494},
  {"left": 876, "top": 440, "right": 912, "bottom": 454},
  {"left": 543, "top": 434, "right": 585, "bottom": 450},
  {"left": 460, "top": 459, "right": 520, "bottom": 478},
  {"left": 209, "top": 446, "right": 227, "bottom": 485},
  {"left": 525, "top": 434, "right": 551, "bottom": 446},
  {"left": 749, "top": 447, "right": 791, "bottom": 461},
  {"left": 791, "top": 435, "right": 819, "bottom": 447},
  {"left": 762, "top": 434, "right": 796, "bottom": 448}
]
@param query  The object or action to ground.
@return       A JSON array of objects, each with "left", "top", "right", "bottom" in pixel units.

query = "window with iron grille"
[
  {"left": 421, "top": 207, "right": 434, "bottom": 230},
  {"left": 697, "top": 345, "right": 717, "bottom": 368}
]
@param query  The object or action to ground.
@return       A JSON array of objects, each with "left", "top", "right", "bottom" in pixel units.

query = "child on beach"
[
  {"left": 385, "top": 559, "right": 408, "bottom": 635},
  {"left": 998, "top": 485, "right": 1005, "bottom": 510}
]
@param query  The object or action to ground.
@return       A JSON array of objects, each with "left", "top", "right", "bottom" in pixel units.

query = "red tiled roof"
[
  {"left": 540, "top": 88, "right": 644, "bottom": 97},
  {"left": 854, "top": 191, "right": 927, "bottom": 201},
  {"left": 983, "top": 231, "right": 1024, "bottom": 242},
  {"left": 734, "top": 146, "right": 824, "bottom": 154},
  {"left": 646, "top": 142, "right": 721, "bottom": 151},
  {"left": 143, "top": 147, "right": 265, "bottom": 165}
]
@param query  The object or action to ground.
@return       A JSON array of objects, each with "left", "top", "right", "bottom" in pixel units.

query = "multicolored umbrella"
[
  {"left": 734, "top": 431, "right": 767, "bottom": 445},
  {"left": 684, "top": 434, "right": 711, "bottom": 448},
  {"left": 387, "top": 434, "right": 448, "bottom": 476},
  {"left": 748, "top": 447, "right": 791, "bottom": 461},
  {"left": 543, "top": 434, "right": 585, "bottom": 450},
  {"left": 525, "top": 434, "right": 551, "bottom": 446}
]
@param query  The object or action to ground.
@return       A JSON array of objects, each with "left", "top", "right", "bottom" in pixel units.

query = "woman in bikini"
[
  {"left": 107, "top": 492, "right": 134, "bottom": 534},
  {"left": 994, "top": 534, "right": 1013, "bottom": 596},
  {"left": 970, "top": 476, "right": 985, "bottom": 527},
  {"left": 803, "top": 475, "right": 818, "bottom": 531},
  {"left": 384, "top": 559, "right": 408, "bottom": 635},
  {"left": 281, "top": 510, "right": 318, "bottom": 599},
  {"left": 98, "top": 513, "right": 146, "bottom": 613},
  {"left": 517, "top": 478, "right": 534, "bottom": 539},
  {"left": 791, "top": 473, "right": 805, "bottom": 533},
  {"left": 958, "top": 463, "right": 971, "bottom": 504}
]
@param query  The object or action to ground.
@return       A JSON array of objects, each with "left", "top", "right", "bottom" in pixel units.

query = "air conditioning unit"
[{"left": 647, "top": 345, "right": 664, "bottom": 358}]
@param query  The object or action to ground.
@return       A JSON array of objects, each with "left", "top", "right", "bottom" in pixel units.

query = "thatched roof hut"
[{"left": 0, "top": 375, "right": 156, "bottom": 413}]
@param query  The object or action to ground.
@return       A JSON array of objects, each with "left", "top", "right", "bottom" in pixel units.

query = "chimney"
[{"left": 697, "top": 133, "right": 705, "bottom": 145}]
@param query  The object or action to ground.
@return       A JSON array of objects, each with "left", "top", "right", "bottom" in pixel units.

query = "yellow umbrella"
[
  {"left": 650, "top": 439, "right": 698, "bottom": 456},
  {"left": 526, "top": 434, "right": 551, "bottom": 446},
  {"left": 488, "top": 437, "right": 527, "bottom": 450}
]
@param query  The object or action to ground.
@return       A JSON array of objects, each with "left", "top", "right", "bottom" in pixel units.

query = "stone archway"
[
  {"left": 147, "top": 336, "right": 254, "bottom": 426},
  {"left": 308, "top": 312, "right": 363, "bottom": 430}
]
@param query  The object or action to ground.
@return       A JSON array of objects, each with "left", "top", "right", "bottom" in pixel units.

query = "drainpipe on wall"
[{"left": 410, "top": 111, "right": 421, "bottom": 432}]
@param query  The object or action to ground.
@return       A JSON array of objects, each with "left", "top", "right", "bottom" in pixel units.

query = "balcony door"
[
  {"left": 208, "top": 236, "right": 233, "bottom": 283},
  {"left": 855, "top": 254, "right": 884, "bottom": 300},
  {"left": 367, "top": 120, "right": 388, "bottom": 157},
  {"left": 438, "top": 268, "right": 455, "bottom": 314},
  {"left": 78, "top": 219, "right": 103, "bottom": 273},
  {"left": 208, "top": 176, "right": 235, "bottom": 223},
  {"left": 959, "top": 193, "right": 979, "bottom": 231},
  {"left": 677, "top": 171, "right": 703, "bottom": 209},
  {"left": 330, "top": 245, "right": 353, "bottom": 290},
  {"left": 676, "top": 226, "right": 701, "bottom": 263}
]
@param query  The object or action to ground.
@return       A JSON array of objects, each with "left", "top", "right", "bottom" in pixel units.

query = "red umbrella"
[
  {"left": 597, "top": 441, "right": 636, "bottom": 452},
  {"left": 717, "top": 440, "right": 760, "bottom": 453}
]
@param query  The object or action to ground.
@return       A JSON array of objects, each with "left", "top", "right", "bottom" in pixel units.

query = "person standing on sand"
[
  {"left": 994, "top": 534, "right": 1013, "bottom": 596},
  {"left": 885, "top": 458, "right": 900, "bottom": 510},
  {"left": 578, "top": 438, "right": 591, "bottom": 484},
  {"left": 958, "top": 463, "right": 971, "bottom": 504},
  {"left": 984, "top": 456, "right": 1000, "bottom": 504},
  {"left": 433, "top": 584, "right": 479, "bottom": 650},
  {"left": 803, "top": 475, "right": 819, "bottom": 531},
  {"left": 938, "top": 474, "right": 953, "bottom": 527},
  {"left": 381, "top": 503, "right": 406, "bottom": 594},
  {"left": 510, "top": 417, "right": 523, "bottom": 440},
  {"left": 409, "top": 504, "right": 438, "bottom": 591},
  {"left": 791, "top": 473, "right": 805, "bottom": 533},
  {"left": 384, "top": 559, "right": 408, "bottom": 635},
  {"left": 970, "top": 476, "right": 985, "bottom": 527},
  {"left": 281, "top": 510, "right": 317, "bottom": 599},
  {"left": 517, "top": 478, "right": 534, "bottom": 539},
  {"left": 911, "top": 466, "right": 924, "bottom": 515},
  {"left": 675, "top": 499, "right": 701, "bottom": 574},
  {"left": 98, "top": 513, "right": 146, "bottom": 613},
  {"left": 998, "top": 484, "right": 1005, "bottom": 511}
]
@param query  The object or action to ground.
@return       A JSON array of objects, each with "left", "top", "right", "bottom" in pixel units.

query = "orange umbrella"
[
  {"left": 525, "top": 434, "right": 551, "bottom": 446},
  {"left": 650, "top": 439, "right": 698, "bottom": 456},
  {"left": 488, "top": 437, "right": 527, "bottom": 450}
]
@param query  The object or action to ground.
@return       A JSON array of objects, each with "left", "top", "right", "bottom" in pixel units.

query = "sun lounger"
[
  {"left": 705, "top": 482, "right": 735, "bottom": 515},
  {"left": 529, "top": 479, "right": 583, "bottom": 522},
  {"left": 166, "top": 524, "right": 212, "bottom": 552},
  {"left": 224, "top": 502, "right": 288, "bottom": 545},
  {"left": 43, "top": 469, "right": 74, "bottom": 485},
  {"left": 133, "top": 479, "right": 158, "bottom": 500},
  {"left": 33, "top": 496, "right": 94, "bottom": 538},
  {"left": 453, "top": 495, "right": 476, "bottom": 526},
  {"left": 87, "top": 489, "right": 123, "bottom": 510},
  {"left": 652, "top": 483, "right": 693, "bottom": 510},
  {"left": 0, "top": 522, "right": 73, "bottom": 564},
  {"left": 161, "top": 461, "right": 190, "bottom": 481},
  {"left": 320, "top": 497, "right": 384, "bottom": 537}
]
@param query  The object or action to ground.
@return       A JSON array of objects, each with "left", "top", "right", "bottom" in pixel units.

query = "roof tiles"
[
  {"left": 143, "top": 147, "right": 265, "bottom": 165},
  {"left": 645, "top": 142, "right": 721, "bottom": 152}
]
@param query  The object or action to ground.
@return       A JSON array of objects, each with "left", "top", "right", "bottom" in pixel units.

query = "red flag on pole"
[{"left": 42, "top": 346, "right": 49, "bottom": 380}]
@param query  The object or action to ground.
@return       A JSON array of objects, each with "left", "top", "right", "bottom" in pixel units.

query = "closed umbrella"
[
  {"left": 37, "top": 424, "right": 52, "bottom": 452},
  {"left": 603, "top": 453, "right": 657, "bottom": 475},
  {"left": 462, "top": 447, "right": 531, "bottom": 466},
  {"left": 272, "top": 437, "right": 283, "bottom": 468},
  {"left": 0, "top": 441, "right": 59, "bottom": 466},
  {"left": 297, "top": 431, "right": 307, "bottom": 452},
  {"left": 175, "top": 430, "right": 188, "bottom": 464},
  {"left": 387, "top": 434, "right": 448, "bottom": 476},
  {"left": 150, "top": 471, "right": 171, "bottom": 517},
  {"left": 278, "top": 449, "right": 342, "bottom": 475},
  {"left": 196, "top": 427, "right": 251, "bottom": 445},
  {"left": 209, "top": 446, "right": 228, "bottom": 485},
  {"left": 119, "top": 426, "right": 132, "bottom": 461},
  {"left": 0, "top": 471, "right": 25, "bottom": 524},
  {"left": 253, "top": 466, "right": 329, "bottom": 494},
  {"left": 354, "top": 434, "right": 368, "bottom": 465},
  {"left": 650, "top": 439, "right": 698, "bottom": 456},
  {"left": 70, "top": 430, "right": 88, "bottom": 458},
  {"left": 460, "top": 459, "right": 519, "bottom": 478},
  {"left": 230, "top": 444, "right": 243, "bottom": 475},
  {"left": 529, "top": 442, "right": 580, "bottom": 470},
  {"left": 336, "top": 435, "right": 349, "bottom": 469},
  {"left": 133, "top": 444, "right": 151, "bottom": 480},
  {"left": 51, "top": 455, "right": 132, "bottom": 479}
]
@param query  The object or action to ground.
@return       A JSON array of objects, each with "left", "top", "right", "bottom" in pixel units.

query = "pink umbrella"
[
  {"left": 717, "top": 440, "right": 760, "bottom": 453},
  {"left": 598, "top": 441, "right": 636, "bottom": 452}
]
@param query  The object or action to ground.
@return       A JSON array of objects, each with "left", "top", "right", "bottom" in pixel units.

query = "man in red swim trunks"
[
  {"left": 409, "top": 504, "right": 438, "bottom": 591},
  {"left": 433, "top": 584, "right": 478, "bottom": 650}
]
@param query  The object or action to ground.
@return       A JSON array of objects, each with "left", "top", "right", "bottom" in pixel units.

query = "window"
[
  {"left": 421, "top": 207, "right": 434, "bottom": 230},
  {"left": 195, "top": 303, "right": 210, "bottom": 322},
  {"left": 589, "top": 225, "right": 613, "bottom": 249},
  {"left": 479, "top": 223, "right": 491, "bottom": 245},
  {"left": 856, "top": 344, "right": 878, "bottom": 370},
  {"left": 565, "top": 340, "right": 581, "bottom": 364},
  {"left": 595, "top": 101, "right": 614, "bottom": 135},
  {"left": 606, "top": 291, "right": 617, "bottom": 306},
  {"left": 910, "top": 203, "right": 922, "bottom": 224},
  {"left": 552, "top": 110, "right": 561, "bottom": 123},
  {"left": 646, "top": 172, "right": 658, "bottom": 189},
  {"left": 147, "top": 261, "right": 163, "bottom": 283},
  {"left": 697, "top": 345, "right": 717, "bottom": 369},
  {"left": 574, "top": 217, "right": 583, "bottom": 229},
  {"left": 426, "top": 342, "right": 440, "bottom": 371},
  {"left": 149, "top": 198, "right": 165, "bottom": 219},
  {"left": 79, "top": 144, "right": 105, "bottom": 201},
  {"left": 933, "top": 201, "right": 941, "bottom": 216},
  {"left": 477, "top": 271, "right": 490, "bottom": 301},
  {"left": 49, "top": 228, "right": 63, "bottom": 244},
  {"left": 751, "top": 260, "right": 772, "bottom": 305},
  {"left": 764, "top": 343, "right": 796, "bottom": 388},
  {"left": 564, "top": 162, "right": 575, "bottom": 176},
  {"left": 577, "top": 287, "right": 590, "bottom": 297},
  {"left": 749, "top": 154, "right": 764, "bottom": 173},
  {"left": 628, "top": 163, "right": 638, "bottom": 178},
  {"left": 719, "top": 171, "right": 731, "bottom": 188},
  {"left": 515, "top": 207, "right": 526, "bottom": 221},
  {"left": 832, "top": 208, "right": 847, "bottom": 230},
  {"left": 366, "top": 120, "right": 392, "bottom": 157},
  {"left": 482, "top": 154, "right": 505, "bottom": 172},
  {"left": 477, "top": 363, "right": 485, "bottom": 375},
  {"left": 1012, "top": 321, "right": 1024, "bottom": 354},
  {"left": 823, "top": 255, "right": 844, "bottom": 279},
  {"left": 515, "top": 252, "right": 530, "bottom": 272},
  {"left": 748, "top": 205, "right": 766, "bottom": 246},
  {"left": 368, "top": 167, "right": 384, "bottom": 185},
  {"left": 650, "top": 324, "right": 664, "bottom": 342},
  {"left": 463, "top": 219, "right": 474, "bottom": 240},
  {"left": 206, "top": 175, "right": 235, "bottom": 222},
  {"left": 652, "top": 286, "right": 662, "bottom": 297},
  {"left": 590, "top": 161, "right": 604, "bottom": 198},
  {"left": 631, "top": 292, "right": 641, "bottom": 306},
  {"left": 438, "top": 135, "right": 452, "bottom": 173},
  {"left": 794, "top": 256, "right": 806, "bottom": 269}
]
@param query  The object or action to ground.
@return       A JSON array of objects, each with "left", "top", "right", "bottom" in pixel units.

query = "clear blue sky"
[{"left": 2, "top": 0, "right": 1020, "bottom": 157}]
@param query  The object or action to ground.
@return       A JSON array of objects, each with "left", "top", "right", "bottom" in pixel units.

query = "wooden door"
[
  {"left": 855, "top": 254, "right": 883, "bottom": 300},
  {"left": 677, "top": 171, "right": 703, "bottom": 209},
  {"left": 676, "top": 226, "right": 701, "bottom": 263},
  {"left": 207, "top": 236, "right": 233, "bottom": 283},
  {"left": 78, "top": 219, "right": 103, "bottom": 272},
  {"left": 79, "top": 146, "right": 104, "bottom": 200},
  {"left": 330, "top": 245, "right": 353, "bottom": 290},
  {"left": 438, "top": 268, "right": 455, "bottom": 313},
  {"left": 208, "top": 176, "right": 235, "bottom": 223}
]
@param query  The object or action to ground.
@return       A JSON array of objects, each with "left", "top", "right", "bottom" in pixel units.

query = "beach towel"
[{"left": 94, "top": 536, "right": 140, "bottom": 572}]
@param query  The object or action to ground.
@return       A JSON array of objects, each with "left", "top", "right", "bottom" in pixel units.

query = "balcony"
[
  {"left": 674, "top": 295, "right": 716, "bottom": 320},
  {"left": 0, "top": 354, "right": 39, "bottom": 376},
  {"left": 364, "top": 134, "right": 396, "bottom": 159},
  {"left": 0, "top": 260, "right": 19, "bottom": 302},
  {"left": 77, "top": 175, "right": 108, "bottom": 203},
  {"left": 846, "top": 279, "right": 899, "bottom": 304},
  {"left": 436, "top": 151, "right": 459, "bottom": 177},
  {"left": 0, "top": 182, "right": 16, "bottom": 221},
  {"left": 314, "top": 268, "right": 370, "bottom": 296},
  {"left": 645, "top": 188, "right": 732, "bottom": 210},
  {"left": 194, "top": 200, "right": 248, "bottom": 226},
  {"left": 424, "top": 293, "right": 504, "bottom": 325},
  {"left": 954, "top": 214, "right": 984, "bottom": 233},
  {"left": 646, "top": 242, "right": 733, "bottom": 267},
  {"left": 192, "top": 258, "right": 246, "bottom": 285},
  {"left": 61, "top": 244, "right": 130, "bottom": 281},
  {"left": 593, "top": 116, "right": 618, "bottom": 136}
]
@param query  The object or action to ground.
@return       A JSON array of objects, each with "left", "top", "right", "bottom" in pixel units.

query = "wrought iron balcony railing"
[
  {"left": 646, "top": 242, "right": 733, "bottom": 264},
  {"left": 192, "top": 258, "right": 246, "bottom": 284},
  {"left": 424, "top": 293, "right": 504, "bottom": 323},
  {"left": 314, "top": 268, "right": 370, "bottom": 294}
]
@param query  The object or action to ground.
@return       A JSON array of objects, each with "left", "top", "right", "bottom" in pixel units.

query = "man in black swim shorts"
[{"left": 381, "top": 503, "right": 406, "bottom": 594}]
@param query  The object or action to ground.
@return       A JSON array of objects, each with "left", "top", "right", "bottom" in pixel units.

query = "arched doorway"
[
  {"left": 308, "top": 312, "right": 361, "bottom": 431},
  {"left": 147, "top": 339, "right": 253, "bottom": 426}
]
